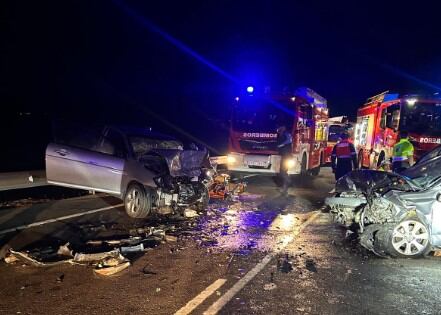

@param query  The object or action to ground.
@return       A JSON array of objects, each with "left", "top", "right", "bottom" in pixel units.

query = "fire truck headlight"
[
  {"left": 227, "top": 155, "right": 236, "bottom": 164},
  {"left": 285, "top": 159, "right": 296, "bottom": 169},
  {"left": 406, "top": 98, "right": 417, "bottom": 106}
]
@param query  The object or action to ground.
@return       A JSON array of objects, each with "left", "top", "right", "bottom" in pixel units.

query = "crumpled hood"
[
  {"left": 143, "top": 149, "right": 208, "bottom": 177},
  {"left": 335, "top": 170, "right": 413, "bottom": 194}
]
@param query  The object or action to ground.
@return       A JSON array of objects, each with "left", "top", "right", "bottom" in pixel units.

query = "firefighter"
[
  {"left": 392, "top": 131, "right": 414, "bottom": 173},
  {"left": 276, "top": 125, "right": 293, "bottom": 195},
  {"left": 331, "top": 133, "right": 357, "bottom": 180}
]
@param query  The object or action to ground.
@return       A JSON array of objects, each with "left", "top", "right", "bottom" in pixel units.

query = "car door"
[{"left": 46, "top": 125, "right": 125, "bottom": 195}]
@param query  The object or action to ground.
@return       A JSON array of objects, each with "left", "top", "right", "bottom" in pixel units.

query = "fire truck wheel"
[
  {"left": 309, "top": 167, "right": 320, "bottom": 176},
  {"left": 300, "top": 154, "right": 308, "bottom": 175}
]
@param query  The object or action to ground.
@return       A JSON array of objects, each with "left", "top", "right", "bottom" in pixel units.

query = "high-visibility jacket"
[{"left": 392, "top": 138, "right": 414, "bottom": 162}]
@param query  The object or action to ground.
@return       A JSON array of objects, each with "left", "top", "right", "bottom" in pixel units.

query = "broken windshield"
[{"left": 129, "top": 135, "right": 183, "bottom": 158}]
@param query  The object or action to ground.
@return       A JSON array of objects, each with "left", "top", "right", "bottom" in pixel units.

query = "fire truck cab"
[
  {"left": 227, "top": 87, "right": 328, "bottom": 176},
  {"left": 354, "top": 91, "right": 441, "bottom": 169},
  {"left": 323, "top": 116, "right": 353, "bottom": 164}
]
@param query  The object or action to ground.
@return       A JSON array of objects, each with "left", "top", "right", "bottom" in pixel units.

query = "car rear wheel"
[
  {"left": 124, "top": 184, "right": 152, "bottom": 219},
  {"left": 386, "top": 218, "right": 431, "bottom": 258}
]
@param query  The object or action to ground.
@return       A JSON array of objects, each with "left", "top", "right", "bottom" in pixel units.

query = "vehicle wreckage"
[
  {"left": 46, "top": 125, "right": 213, "bottom": 218},
  {"left": 326, "top": 145, "right": 441, "bottom": 257}
]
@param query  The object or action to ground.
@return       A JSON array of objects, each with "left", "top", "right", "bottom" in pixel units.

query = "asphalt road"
[{"left": 1, "top": 168, "right": 441, "bottom": 315}]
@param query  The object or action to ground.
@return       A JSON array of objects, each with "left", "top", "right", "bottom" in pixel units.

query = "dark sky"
[{"left": 3, "top": 1, "right": 441, "bottom": 134}]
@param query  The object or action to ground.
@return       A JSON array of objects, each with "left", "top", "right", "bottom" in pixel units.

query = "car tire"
[
  {"left": 124, "top": 184, "right": 152, "bottom": 219},
  {"left": 379, "top": 217, "right": 431, "bottom": 258}
]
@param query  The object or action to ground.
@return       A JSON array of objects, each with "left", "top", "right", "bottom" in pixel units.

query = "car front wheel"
[
  {"left": 124, "top": 184, "right": 152, "bottom": 219},
  {"left": 387, "top": 218, "right": 431, "bottom": 258}
]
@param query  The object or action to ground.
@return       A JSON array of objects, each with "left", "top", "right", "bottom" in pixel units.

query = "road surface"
[{"left": 1, "top": 168, "right": 440, "bottom": 315}]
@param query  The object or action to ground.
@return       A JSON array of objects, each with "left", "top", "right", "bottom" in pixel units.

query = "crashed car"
[
  {"left": 46, "top": 125, "right": 212, "bottom": 218},
  {"left": 326, "top": 145, "right": 441, "bottom": 257}
]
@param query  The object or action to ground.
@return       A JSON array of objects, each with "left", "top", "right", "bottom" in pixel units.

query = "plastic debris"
[
  {"left": 94, "top": 262, "right": 130, "bottom": 276},
  {"left": 73, "top": 250, "right": 120, "bottom": 263},
  {"left": 263, "top": 283, "right": 277, "bottom": 291},
  {"left": 120, "top": 243, "right": 144, "bottom": 254},
  {"left": 4, "top": 254, "right": 19, "bottom": 264},
  {"left": 184, "top": 209, "right": 199, "bottom": 218},
  {"left": 165, "top": 235, "right": 178, "bottom": 242},
  {"left": 57, "top": 243, "right": 73, "bottom": 257}
]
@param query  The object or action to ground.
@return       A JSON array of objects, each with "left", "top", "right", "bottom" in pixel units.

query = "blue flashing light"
[{"left": 246, "top": 86, "right": 254, "bottom": 94}]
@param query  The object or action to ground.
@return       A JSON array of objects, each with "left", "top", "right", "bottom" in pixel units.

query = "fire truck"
[
  {"left": 323, "top": 116, "right": 353, "bottom": 164},
  {"left": 227, "top": 86, "right": 328, "bottom": 176},
  {"left": 354, "top": 91, "right": 441, "bottom": 169}
]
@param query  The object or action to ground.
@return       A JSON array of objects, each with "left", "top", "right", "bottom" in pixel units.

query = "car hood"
[
  {"left": 335, "top": 170, "right": 417, "bottom": 195},
  {"left": 141, "top": 149, "right": 208, "bottom": 177}
]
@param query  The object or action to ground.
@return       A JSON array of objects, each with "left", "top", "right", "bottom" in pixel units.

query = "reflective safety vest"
[
  {"left": 392, "top": 138, "right": 414, "bottom": 162},
  {"left": 333, "top": 140, "right": 356, "bottom": 159}
]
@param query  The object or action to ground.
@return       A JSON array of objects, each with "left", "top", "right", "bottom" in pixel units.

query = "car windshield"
[
  {"left": 129, "top": 135, "right": 183, "bottom": 157},
  {"left": 400, "top": 101, "right": 441, "bottom": 136},
  {"left": 232, "top": 98, "right": 294, "bottom": 132},
  {"left": 328, "top": 124, "right": 346, "bottom": 142},
  {"left": 401, "top": 149, "right": 441, "bottom": 188}
]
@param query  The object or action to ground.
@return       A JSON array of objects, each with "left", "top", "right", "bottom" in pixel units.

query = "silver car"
[
  {"left": 326, "top": 145, "right": 441, "bottom": 258},
  {"left": 46, "top": 125, "right": 211, "bottom": 218}
]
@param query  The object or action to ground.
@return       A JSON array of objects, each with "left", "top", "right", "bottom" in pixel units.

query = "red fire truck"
[
  {"left": 227, "top": 87, "right": 328, "bottom": 176},
  {"left": 354, "top": 91, "right": 441, "bottom": 169},
  {"left": 323, "top": 116, "right": 353, "bottom": 164}
]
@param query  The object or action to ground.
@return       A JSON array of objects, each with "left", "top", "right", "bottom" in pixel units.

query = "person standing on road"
[
  {"left": 392, "top": 131, "right": 414, "bottom": 173},
  {"left": 277, "top": 125, "right": 293, "bottom": 195},
  {"left": 331, "top": 133, "right": 357, "bottom": 180}
]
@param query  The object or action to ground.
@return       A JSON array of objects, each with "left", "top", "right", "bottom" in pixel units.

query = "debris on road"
[
  {"left": 4, "top": 253, "right": 19, "bottom": 264},
  {"left": 94, "top": 255, "right": 130, "bottom": 276},
  {"left": 73, "top": 250, "right": 120, "bottom": 263},
  {"left": 165, "top": 235, "right": 178, "bottom": 242},
  {"left": 305, "top": 258, "right": 318, "bottom": 273},
  {"left": 184, "top": 209, "right": 199, "bottom": 218},
  {"left": 263, "top": 283, "right": 277, "bottom": 291},
  {"left": 277, "top": 254, "right": 293, "bottom": 273}
]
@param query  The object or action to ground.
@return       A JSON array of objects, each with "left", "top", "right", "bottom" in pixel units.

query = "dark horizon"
[{"left": 2, "top": 0, "right": 441, "bottom": 170}]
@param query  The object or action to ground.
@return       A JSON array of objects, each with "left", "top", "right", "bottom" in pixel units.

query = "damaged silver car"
[
  {"left": 326, "top": 145, "right": 441, "bottom": 257},
  {"left": 46, "top": 125, "right": 212, "bottom": 218}
]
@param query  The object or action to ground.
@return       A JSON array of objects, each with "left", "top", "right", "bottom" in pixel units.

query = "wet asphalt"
[{"left": 1, "top": 168, "right": 441, "bottom": 315}]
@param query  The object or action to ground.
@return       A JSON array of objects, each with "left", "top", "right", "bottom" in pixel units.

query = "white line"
[
  {"left": 174, "top": 279, "right": 227, "bottom": 315},
  {"left": 203, "top": 211, "right": 321, "bottom": 315},
  {"left": 0, "top": 203, "right": 124, "bottom": 235}
]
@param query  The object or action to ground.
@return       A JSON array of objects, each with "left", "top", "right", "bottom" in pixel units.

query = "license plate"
[{"left": 245, "top": 156, "right": 269, "bottom": 167}]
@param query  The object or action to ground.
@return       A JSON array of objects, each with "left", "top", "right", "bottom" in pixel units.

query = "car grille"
[{"left": 239, "top": 139, "right": 278, "bottom": 151}]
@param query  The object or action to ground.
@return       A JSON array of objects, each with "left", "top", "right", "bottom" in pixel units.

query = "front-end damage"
[
  {"left": 326, "top": 170, "right": 430, "bottom": 257},
  {"left": 140, "top": 149, "right": 212, "bottom": 216}
]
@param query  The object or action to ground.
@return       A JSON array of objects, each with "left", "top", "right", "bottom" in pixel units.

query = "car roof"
[{"left": 111, "top": 125, "right": 178, "bottom": 141}]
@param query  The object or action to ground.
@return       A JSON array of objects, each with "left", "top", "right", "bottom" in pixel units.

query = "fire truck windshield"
[
  {"left": 232, "top": 99, "right": 294, "bottom": 132},
  {"left": 328, "top": 124, "right": 346, "bottom": 142},
  {"left": 401, "top": 102, "right": 441, "bottom": 135}
]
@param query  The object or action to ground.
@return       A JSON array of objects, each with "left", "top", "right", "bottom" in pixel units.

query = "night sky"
[{"left": 2, "top": 1, "right": 441, "bottom": 169}]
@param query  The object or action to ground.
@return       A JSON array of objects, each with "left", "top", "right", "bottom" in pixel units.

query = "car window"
[
  {"left": 53, "top": 121, "right": 102, "bottom": 152},
  {"left": 100, "top": 129, "right": 126, "bottom": 158}
]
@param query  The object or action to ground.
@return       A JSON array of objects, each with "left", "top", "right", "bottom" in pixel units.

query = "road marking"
[
  {"left": 0, "top": 203, "right": 124, "bottom": 235},
  {"left": 202, "top": 211, "right": 321, "bottom": 315},
  {"left": 174, "top": 279, "right": 227, "bottom": 315}
]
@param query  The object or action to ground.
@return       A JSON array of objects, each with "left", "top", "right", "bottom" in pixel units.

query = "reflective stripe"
[
  {"left": 392, "top": 156, "right": 408, "bottom": 162},
  {"left": 337, "top": 155, "right": 352, "bottom": 158}
]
